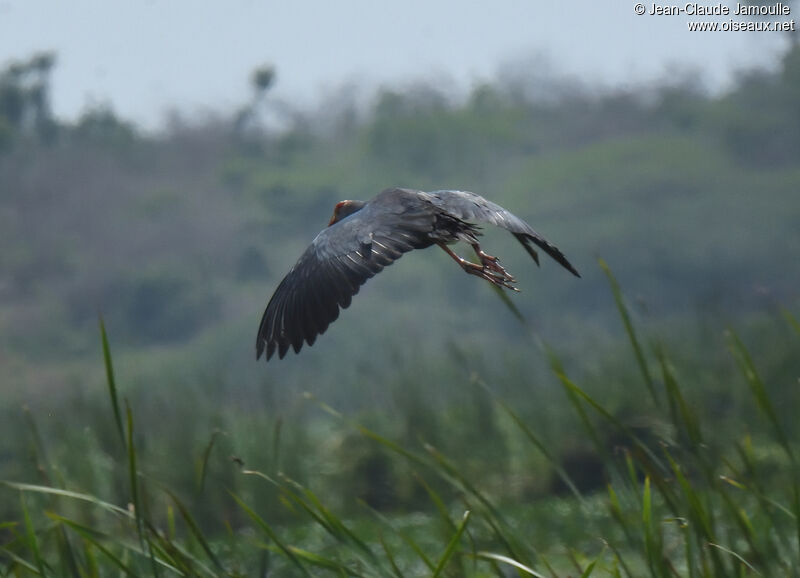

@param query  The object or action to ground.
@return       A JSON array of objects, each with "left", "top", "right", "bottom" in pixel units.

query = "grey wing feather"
[
  {"left": 256, "top": 207, "right": 432, "bottom": 361},
  {"left": 423, "top": 190, "right": 580, "bottom": 277}
]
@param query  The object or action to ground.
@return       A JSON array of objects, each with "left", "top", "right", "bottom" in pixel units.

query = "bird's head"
[{"left": 328, "top": 200, "right": 366, "bottom": 226}]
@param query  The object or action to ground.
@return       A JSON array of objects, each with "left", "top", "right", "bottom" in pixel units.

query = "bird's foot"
[
  {"left": 471, "top": 246, "right": 518, "bottom": 290},
  {"left": 476, "top": 250, "right": 506, "bottom": 274},
  {"left": 438, "top": 241, "right": 519, "bottom": 291},
  {"left": 463, "top": 260, "right": 518, "bottom": 291}
]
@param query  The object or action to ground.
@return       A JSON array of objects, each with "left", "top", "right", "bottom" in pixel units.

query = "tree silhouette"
[
  {"left": 233, "top": 64, "right": 276, "bottom": 138},
  {"left": 0, "top": 51, "right": 57, "bottom": 149}
]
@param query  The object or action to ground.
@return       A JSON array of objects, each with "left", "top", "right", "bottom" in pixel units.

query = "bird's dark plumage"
[{"left": 256, "top": 188, "right": 578, "bottom": 361}]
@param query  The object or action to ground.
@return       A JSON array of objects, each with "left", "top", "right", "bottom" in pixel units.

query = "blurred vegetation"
[
  {"left": 0, "top": 41, "right": 799, "bottom": 575},
  {"left": 0, "top": 273, "right": 798, "bottom": 575}
]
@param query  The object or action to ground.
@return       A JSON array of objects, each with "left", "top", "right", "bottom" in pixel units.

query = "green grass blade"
[
  {"left": 124, "top": 402, "right": 144, "bottom": 550},
  {"left": 490, "top": 387, "right": 585, "bottom": 504},
  {"left": 726, "top": 330, "right": 793, "bottom": 461},
  {"left": 308, "top": 394, "right": 516, "bottom": 565},
  {"left": 55, "top": 524, "right": 81, "bottom": 578},
  {"left": 467, "top": 497, "right": 534, "bottom": 572},
  {"left": 664, "top": 451, "right": 732, "bottom": 574},
  {"left": 22, "top": 406, "right": 58, "bottom": 488},
  {"left": 415, "top": 472, "right": 479, "bottom": 572},
  {"left": 20, "top": 491, "right": 47, "bottom": 576},
  {"left": 423, "top": 446, "right": 527, "bottom": 563},
  {"left": 641, "top": 476, "right": 663, "bottom": 576},
  {"left": 359, "top": 502, "right": 435, "bottom": 572},
  {"left": 414, "top": 472, "right": 457, "bottom": 533},
  {"left": 603, "top": 540, "right": 637, "bottom": 578},
  {"left": 196, "top": 430, "right": 222, "bottom": 496},
  {"left": 432, "top": 510, "right": 470, "bottom": 578},
  {"left": 162, "top": 487, "right": 225, "bottom": 572},
  {"left": 307, "top": 394, "right": 433, "bottom": 468},
  {"left": 144, "top": 516, "right": 219, "bottom": 577},
  {"left": 713, "top": 480, "right": 769, "bottom": 569},
  {"left": 20, "top": 409, "right": 79, "bottom": 576},
  {"left": 669, "top": 455, "right": 712, "bottom": 539},
  {"left": 123, "top": 401, "right": 161, "bottom": 577},
  {"left": 45, "top": 513, "right": 138, "bottom": 576},
  {"left": 472, "top": 551, "right": 546, "bottom": 577},
  {"left": 253, "top": 473, "right": 336, "bottom": 536},
  {"left": 707, "top": 542, "right": 758, "bottom": 574},
  {"left": 166, "top": 503, "right": 176, "bottom": 541},
  {"left": 580, "top": 558, "right": 599, "bottom": 578},
  {"left": 1, "top": 482, "right": 132, "bottom": 518},
  {"left": 607, "top": 483, "right": 636, "bottom": 548},
  {"left": 287, "top": 546, "right": 365, "bottom": 576},
  {"left": 781, "top": 307, "right": 800, "bottom": 336},
  {"left": 316, "top": 403, "right": 535, "bottom": 568},
  {"left": 794, "top": 485, "right": 800, "bottom": 575},
  {"left": 377, "top": 531, "right": 405, "bottom": 578},
  {"left": 683, "top": 516, "right": 697, "bottom": 578},
  {"left": 284, "top": 476, "right": 384, "bottom": 570},
  {"left": 230, "top": 491, "right": 311, "bottom": 577},
  {"left": 49, "top": 512, "right": 196, "bottom": 576},
  {"left": 729, "top": 324, "right": 800, "bottom": 570},
  {"left": 81, "top": 539, "right": 99, "bottom": 578},
  {"left": 642, "top": 476, "right": 652, "bottom": 527},
  {"left": 0, "top": 545, "right": 41, "bottom": 574},
  {"left": 490, "top": 283, "right": 526, "bottom": 324},
  {"left": 599, "top": 258, "right": 659, "bottom": 406},
  {"left": 657, "top": 348, "right": 703, "bottom": 450},
  {"left": 550, "top": 356, "right": 667, "bottom": 478},
  {"left": 548, "top": 349, "right": 610, "bottom": 462},
  {"left": 579, "top": 543, "right": 609, "bottom": 578},
  {"left": 99, "top": 316, "right": 125, "bottom": 446}
]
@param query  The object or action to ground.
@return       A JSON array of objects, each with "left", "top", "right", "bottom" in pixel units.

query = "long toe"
[
  {"left": 477, "top": 266, "right": 519, "bottom": 291},
  {"left": 488, "top": 261, "right": 512, "bottom": 278},
  {"left": 483, "top": 258, "right": 516, "bottom": 281}
]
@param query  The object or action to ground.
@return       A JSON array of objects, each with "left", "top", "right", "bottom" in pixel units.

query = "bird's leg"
[{"left": 437, "top": 243, "right": 518, "bottom": 291}]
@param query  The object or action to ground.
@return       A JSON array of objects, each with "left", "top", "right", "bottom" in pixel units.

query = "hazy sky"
[{"left": 0, "top": 1, "right": 791, "bottom": 129}]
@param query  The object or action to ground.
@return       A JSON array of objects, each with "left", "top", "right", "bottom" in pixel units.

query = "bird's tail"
[{"left": 513, "top": 233, "right": 581, "bottom": 278}]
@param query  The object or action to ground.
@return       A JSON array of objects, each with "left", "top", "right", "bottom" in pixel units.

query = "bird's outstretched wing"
[
  {"left": 256, "top": 196, "right": 435, "bottom": 361},
  {"left": 422, "top": 190, "right": 581, "bottom": 278}
]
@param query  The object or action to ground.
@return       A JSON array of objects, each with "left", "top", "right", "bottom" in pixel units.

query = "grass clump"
[{"left": 1, "top": 264, "right": 798, "bottom": 576}]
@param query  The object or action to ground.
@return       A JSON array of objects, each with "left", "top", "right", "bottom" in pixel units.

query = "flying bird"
[{"left": 256, "top": 188, "right": 579, "bottom": 361}]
